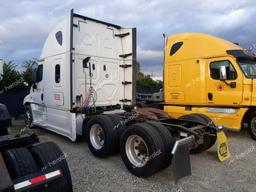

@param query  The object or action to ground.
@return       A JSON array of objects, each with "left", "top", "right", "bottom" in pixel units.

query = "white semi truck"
[
  {"left": 23, "top": 10, "right": 229, "bottom": 180},
  {"left": 24, "top": 9, "right": 135, "bottom": 141}
]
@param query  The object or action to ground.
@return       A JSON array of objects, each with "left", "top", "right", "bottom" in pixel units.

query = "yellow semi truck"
[{"left": 163, "top": 33, "right": 256, "bottom": 140}]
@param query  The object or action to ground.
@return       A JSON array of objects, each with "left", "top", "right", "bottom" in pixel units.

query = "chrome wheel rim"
[
  {"left": 90, "top": 124, "right": 105, "bottom": 150},
  {"left": 251, "top": 117, "right": 256, "bottom": 136},
  {"left": 125, "top": 135, "right": 149, "bottom": 167}
]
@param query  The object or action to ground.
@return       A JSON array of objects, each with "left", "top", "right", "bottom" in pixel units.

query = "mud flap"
[
  {"left": 172, "top": 144, "right": 191, "bottom": 183},
  {"left": 171, "top": 136, "right": 194, "bottom": 183},
  {"left": 217, "top": 129, "right": 231, "bottom": 162}
]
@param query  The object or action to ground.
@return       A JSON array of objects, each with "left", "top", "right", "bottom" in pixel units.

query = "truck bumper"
[
  {"left": 13, "top": 169, "right": 66, "bottom": 192},
  {"left": 1, "top": 149, "right": 66, "bottom": 192}
]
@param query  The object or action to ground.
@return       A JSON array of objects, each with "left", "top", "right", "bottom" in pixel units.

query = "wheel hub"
[
  {"left": 90, "top": 124, "right": 105, "bottom": 150},
  {"left": 125, "top": 135, "right": 149, "bottom": 167}
]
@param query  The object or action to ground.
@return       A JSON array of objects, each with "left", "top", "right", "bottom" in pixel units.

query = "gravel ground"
[{"left": 10, "top": 119, "right": 256, "bottom": 192}]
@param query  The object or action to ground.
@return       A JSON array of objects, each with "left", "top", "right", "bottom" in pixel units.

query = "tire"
[
  {"left": 30, "top": 142, "right": 73, "bottom": 192},
  {"left": 24, "top": 105, "right": 33, "bottom": 129},
  {"left": 248, "top": 111, "right": 256, "bottom": 140},
  {"left": 108, "top": 114, "right": 127, "bottom": 137},
  {"left": 179, "top": 114, "right": 217, "bottom": 154},
  {"left": 145, "top": 121, "right": 176, "bottom": 168},
  {"left": 3, "top": 148, "right": 38, "bottom": 179},
  {"left": 86, "top": 114, "right": 119, "bottom": 157},
  {"left": 120, "top": 123, "right": 166, "bottom": 177}
]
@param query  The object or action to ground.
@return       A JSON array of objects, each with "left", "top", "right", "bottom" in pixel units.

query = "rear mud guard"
[{"left": 171, "top": 136, "right": 194, "bottom": 183}]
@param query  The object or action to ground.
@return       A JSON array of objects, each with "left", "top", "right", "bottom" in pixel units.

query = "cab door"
[
  {"left": 31, "top": 64, "right": 44, "bottom": 105},
  {"left": 206, "top": 57, "right": 243, "bottom": 106},
  {"left": 30, "top": 64, "right": 46, "bottom": 123}
]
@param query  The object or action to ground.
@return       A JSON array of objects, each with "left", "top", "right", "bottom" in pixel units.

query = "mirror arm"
[
  {"left": 220, "top": 79, "right": 229, "bottom": 86},
  {"left": 32, "top": 83, "right": 37, "bottom": 91},
  {"left": 220, "top": 80, "right": 234, "bottom": 88}
]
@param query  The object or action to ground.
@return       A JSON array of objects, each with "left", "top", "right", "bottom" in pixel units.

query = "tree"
[
  {"left": 136, "top": 62, "right": 163, "bottom": 88},
  {"left": 0, "top": 60, "right": 23, "bottom": 92},
  {"left": 135, "top": 61, "right": 144, "bottom": 80},
  {"left": 22, "top": 59, "right": 38, "bottom": 86}
]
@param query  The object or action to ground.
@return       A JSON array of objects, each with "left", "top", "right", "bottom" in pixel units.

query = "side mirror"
[
  {"left": 219, "top": 65, "right": 227, "bottom": 80},
  {"left": 31, "top": 68, "right": 38, "bottom": 83}
]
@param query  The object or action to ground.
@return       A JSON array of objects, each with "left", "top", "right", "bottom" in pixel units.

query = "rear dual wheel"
[
  {"left": 145, "top": 121, "right": 175, "bottom": 169},
  {"left": 85, "top": 115, "right": 174, "bottom": 177},
  {"left": 120, "top": 122, "right": 174, "bottom": 177},
  {"left": 85, "top": 114, "right": 119, "bottom": 157}
]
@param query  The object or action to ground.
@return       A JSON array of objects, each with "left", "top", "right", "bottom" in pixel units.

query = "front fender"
[{"left": 23, "top": 92, "right": 34, "bottom": 105}]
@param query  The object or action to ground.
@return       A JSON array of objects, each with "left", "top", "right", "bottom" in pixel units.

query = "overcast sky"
[{"left": 0, "top": 0, "right": 255, "bottom": 77}]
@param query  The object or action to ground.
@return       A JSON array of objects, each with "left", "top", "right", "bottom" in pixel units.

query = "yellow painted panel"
[
  {"left": 168, "top": 64, "right": 181, "bottom": 87},
  {"left": 164, "top": 105, "right": 248, "bottom": 131}
]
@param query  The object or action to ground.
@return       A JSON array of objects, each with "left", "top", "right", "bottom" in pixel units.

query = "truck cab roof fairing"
[
  {"left": 165, "top": 33, "right": 243, "bottom": 62},
  {"left": 227, "top": 50, "right": 256, "bottom": 61},
  {"left": 40, "top": 10, "right": 123, "bottom": 60},
  {"left": 40, "top": 17, "right": 70, "bottom": 60}
]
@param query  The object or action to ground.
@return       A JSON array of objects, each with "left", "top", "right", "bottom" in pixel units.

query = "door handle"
[
  {"left": 41, "top": 93, "right": 44, "bottom": 101},
  {"left": 208, "top": 93, "right": 213, "bottom": 101}
]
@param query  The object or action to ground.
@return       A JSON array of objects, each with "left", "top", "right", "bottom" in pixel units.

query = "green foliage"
[
  {"left": 0, "top": 61, "right": 23, "bottom": 91},
  {"left": 0, "top": 59, "right": 38, "bottom": 92},
  {"left": 22, "top": 59, "right": 38, "bottom": 86},
  {"left": 136, "top": 62, "right": 163, "bottom": 88}
]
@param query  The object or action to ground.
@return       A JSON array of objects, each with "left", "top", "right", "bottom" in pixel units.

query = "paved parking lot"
[{"left": 11, "top": 119, "right": 256, "bottom": 192}]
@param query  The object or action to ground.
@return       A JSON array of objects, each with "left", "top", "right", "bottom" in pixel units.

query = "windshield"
[{"left": 238, "top": 59, "right": 256, "bottom": 78}]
